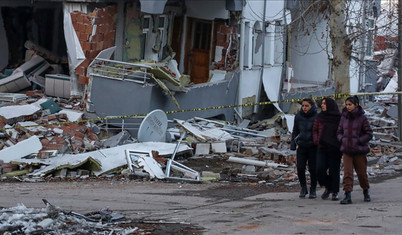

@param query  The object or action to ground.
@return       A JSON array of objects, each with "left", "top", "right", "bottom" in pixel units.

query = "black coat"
[{"left": 291, "top": 105, "right": 317, "bottom": 149}]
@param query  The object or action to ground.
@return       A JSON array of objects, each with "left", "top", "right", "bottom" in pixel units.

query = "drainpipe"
[
  {"left": 279, "top": 6, "right": 289, "bottom": 109},
  {"left": 358, "top": 0, "right": 367, "bottom": 103},
  {"left": 179, "top": 14, "right": 187, "bottom": 73},
  {"left": 236, "top": 14, "right": 245, "bottom": 120},
  {"left": 114, "top": 1, "right": 125, "bottom": 61},
  {"left": 256, "top": 0, "right": 267, "bottom": 117}
]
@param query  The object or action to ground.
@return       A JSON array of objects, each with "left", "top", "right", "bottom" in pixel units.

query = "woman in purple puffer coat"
[{"left": 337, "top": 96, "right": 373, "bottom": 204}]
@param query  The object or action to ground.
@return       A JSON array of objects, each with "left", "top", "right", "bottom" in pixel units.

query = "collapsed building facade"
[
  {"left": 0, "top": 0, "right": 400, "bottom": 183},
  {"left": 0, "top": 0, "right": 382, "bottom": 123}
]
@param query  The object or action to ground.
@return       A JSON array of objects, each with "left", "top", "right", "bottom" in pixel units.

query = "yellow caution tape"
[{"left": 1, "top": 91, "right": 401, "bottom": 131}]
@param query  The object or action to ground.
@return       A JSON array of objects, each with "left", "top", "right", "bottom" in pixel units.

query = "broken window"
[
  {"left": 1, "top": 5, "right": 66, "bottom": 69},
  {"left": 193, "top": 21, "right": 211, "bottom": 50},
  {"left": 274, "top": 21, "right": 284, "bottom": 65},
  {"left": 264, "top": 24, "right": 275, "bottom": 65},
  {"left": 141, "top": 15, "right": 152, "bottom": 59},
  {"left": 252, "top": 22, "right": 263, "bottom": 66},
  {"left": 157, "top": 15, "right": 168, "bottom": 59},
  {"left": 243, "top": 21, "right": 251, "bottom": 69}
]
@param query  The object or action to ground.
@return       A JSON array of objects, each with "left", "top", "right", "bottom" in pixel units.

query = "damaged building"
[
  {"left": 0, "top": 0, "right": 399, "bottom": 181},
  {"left": 0, "top": 0, "right": 384, "bottom": 122}
]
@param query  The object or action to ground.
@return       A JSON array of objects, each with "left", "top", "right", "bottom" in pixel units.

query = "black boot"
[
  {"left": 321, "top": 188, "right": 330, "bottom": 200},
  {"left": 331, "top": 193, "right": 339, "bottom": 201},
  {"left": 309, "top": 187, "right": 317, "bottom": 199},
  {"left": 340, "top": 191, "right": 352, "bottom": 204},
  {"left": 363, "top": 189, "right": 371, "bottom": 202},
  {"left": 299, "top": 185, "right": 308, "bottom": 198}
]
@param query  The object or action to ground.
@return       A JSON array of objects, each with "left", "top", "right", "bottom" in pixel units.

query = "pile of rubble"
[
  {"left": 0, "top": 90, "right": 401, "bottom": 185},
  {"left": 0, "top": 200, "right": 137, "bottom": 234}
]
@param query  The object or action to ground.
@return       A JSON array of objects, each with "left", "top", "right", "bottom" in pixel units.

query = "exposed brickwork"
[
  {"left": 0, "top": 115, "right": 7, "bottom": 128},
  {"left": 71, "top": 5, "right": 117, "bottom": 85},
  {"left": 213, "top": 23, "right": 237, "bottom": 70}
]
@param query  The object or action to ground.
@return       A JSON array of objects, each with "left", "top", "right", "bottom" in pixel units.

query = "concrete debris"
[
  {"left": 0, "top": 136, "right": 42, "bottom": 163},
  {"left": 126, "top": 150, "right": 166, "bottom": 179},
  {"left": 102, "top": 130, "right": 133, "bottom": 148},
  {"left": 0, "top": 202, "right": 136, "bottom": 234},
  {"left": 0, "top": 92, "right": 400, "bottom": 186}
]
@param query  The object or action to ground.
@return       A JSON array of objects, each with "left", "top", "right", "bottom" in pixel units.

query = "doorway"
[{"left": 186, "top": 19, "right": 212, "bottom": 84}]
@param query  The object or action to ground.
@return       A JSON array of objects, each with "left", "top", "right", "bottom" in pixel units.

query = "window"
[
  {"left": 157, "top": 15, "right": 168, "bottom": 58},
  {"left": 264, "top": 24, "right": 275, "bottom": 65},
  {"left": 365, "top": 18, "right": 375, "bottom": 57},
  {"left": 252, "top": 22, "right": 262, "bottom": 66},
  {"left": 193, "top": 21, "right": 211, "bottom": 50},
  {"left": 141, "top": 15, "right": 152, "bottom": 59},
  {"left": 243, "top": 22, "right": 251, "bottom": 69},
  {"left": 274, "top": 21, "right": 284, "bottom": 64}
]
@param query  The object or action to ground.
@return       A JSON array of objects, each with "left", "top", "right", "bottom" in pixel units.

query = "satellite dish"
[{"left": 137, "top": 109, "right": 168, "bottom": 142}]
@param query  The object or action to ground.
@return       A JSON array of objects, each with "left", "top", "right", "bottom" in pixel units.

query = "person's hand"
[{"left": 290, "top": 141, "right": 296, "bottom": 151}]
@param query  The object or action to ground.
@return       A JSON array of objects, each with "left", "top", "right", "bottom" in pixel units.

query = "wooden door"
[{"left": 189, "top": 20, "right": 211, "bottom": 84}]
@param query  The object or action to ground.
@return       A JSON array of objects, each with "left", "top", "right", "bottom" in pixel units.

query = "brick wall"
[
  {"left": 71, "top": 5, "right": 117, "bottom": 85},
  {"left": 214, "top": 23, "right": 237, "bottom": 70}
]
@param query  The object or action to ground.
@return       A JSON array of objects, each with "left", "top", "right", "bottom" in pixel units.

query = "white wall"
[
  {"left": 243, "top": 0, "right": 284, "bottom": 22},
  {"left": 289, "top": 14, "right": 329, "bottom": 84},
  {"left": 239, "top": 69, "right": 261, "bottom": 103},
  {"left": 238, "top": 0, "right": 286, "bottom": 115},
  {"left": 185, "top": 0, "right": 228, "bottom": 20}
]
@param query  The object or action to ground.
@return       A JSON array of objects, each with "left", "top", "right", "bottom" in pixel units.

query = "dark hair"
[
  {"left": 345, "top": 95, "right": 359, "bottom": 106},
  {"left": 302, "top": 98, "right": 315, "bottom": 107}
]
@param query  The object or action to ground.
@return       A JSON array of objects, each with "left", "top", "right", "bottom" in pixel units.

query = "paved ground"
[{"left": 1, "top": 175, "right": 401, "bottom": 234}]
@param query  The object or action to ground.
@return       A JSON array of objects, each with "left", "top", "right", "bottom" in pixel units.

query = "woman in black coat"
[
  {"left": 313, "top": 98, "right": 342, "bottom": 201},
  {"left": 291, "top": 98, "right": 318, "bottom": 199},
  {"left": 337, "top": 96, "right": 373, "bottom": 204}
]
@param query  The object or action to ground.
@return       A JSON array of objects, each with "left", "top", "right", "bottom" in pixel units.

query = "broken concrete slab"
[
  {"left": 13, "top": 142, "right": 192, "bottom": 177},
  {"left": 15, "top": 155, "right": 101, "bottom": 177},
  {"left": 0, "top": 98, "right": 47, "bottom": 123},
  {"left": 195, "top": 143, "right": 210, "bottom": 156},
  {"left": 0, "top": 135, "right": 42, "bottom": 163},
  {"left": 175, "top": 119, "right": 207, "bottom": 142},
  {"left": 102, "top": 130, "right": 132, "bottom": 148},
  {"left": 211, "top": 142, "right": 227, "bottom": 153},
  {"left": 58, "top": 109, "right": 84, "bottom": 122},
  {"left": 175, "top": 119, "right": 233, "bottom": 142},
  {"left": 126, "top": 150, "right": 165, "bottom": 179},
  {"left": 385, "top": 105, "right": 398, "bottom": 119},
  {"left": 17, "top": 121, "right": 48, "bottom": 133}
]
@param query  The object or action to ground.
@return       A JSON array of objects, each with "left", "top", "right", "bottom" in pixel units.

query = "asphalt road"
[{"left": 0, "top": 176, "right": 401, "bottom": 234}]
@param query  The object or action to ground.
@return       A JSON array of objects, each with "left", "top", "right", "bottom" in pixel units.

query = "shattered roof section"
[{"left": 12, "top": 142, "right": 192, "bottom": 177}]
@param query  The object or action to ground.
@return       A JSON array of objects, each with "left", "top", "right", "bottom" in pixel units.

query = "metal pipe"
[
  {"left": 256, "top": 0, "right": 267, "bottom": 115},
  {"left": 165, "top": 131, "right": 186, "bottom": 177},
  {"left": 227, "top": 156, "right": 288, "bottom": 168}
]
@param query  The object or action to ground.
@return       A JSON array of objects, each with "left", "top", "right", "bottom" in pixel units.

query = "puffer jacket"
[
  {"left": 337, "top": 106, "right": 373, "bottom": 155},
  {"left": 291, "top": 105, "right": 317, "bottom": 149}
]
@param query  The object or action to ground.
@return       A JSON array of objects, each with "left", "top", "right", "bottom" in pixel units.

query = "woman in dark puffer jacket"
[
  {"left": 290, "top": 98, "right": 318, "bottom": 199},
  {"left": 313, "top": 97, "right": 342, "bottom": 201},
  {"left": 337, "top": 96, "right": 373, "bottom": 204}
]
